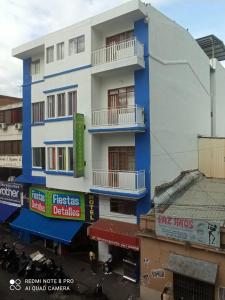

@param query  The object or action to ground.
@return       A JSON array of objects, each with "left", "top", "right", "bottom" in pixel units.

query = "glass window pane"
[
  {"left": 68, "top": 91, "right": 77, "bottom": 115},
  {"left": 68, "top": 147, "right": 73, "bottom": 171},
  {"left": 47, "top": 96, "right": 55, "bottom": 118},
  {"left": 48, "top": 147, "right": 56, "bottom": 170},
  {"left": 58, "top": 147, "right": 66, "bottom": 170},
  {"left": 77, "top": 35, "right": 85, "bottom": 53},
  {"left": 57, "top": 93, "right": 65, "bottom": 117}
]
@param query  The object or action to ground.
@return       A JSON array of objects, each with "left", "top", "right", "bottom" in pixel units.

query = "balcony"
[
  {"left": 89, "top": 105, "right": 145, "bottom": 133},
  {"left": 90, "top": 170, "right": 146, "bottom": 199},
  {"left": 91, "top": 38, "right": 145, "bottom": 75}
]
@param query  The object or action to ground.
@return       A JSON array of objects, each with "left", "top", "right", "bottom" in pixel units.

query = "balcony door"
[
  {"left": 108, "top": 146, "right": 135, "bottom": 187},
  {"left": 108, "top": 86, "right": 134, "bottom": 125},
  {"left": 105, "top": 30, "right": 134, "bottom": 62},
  {"left": 106, "top": 30, "right": 134, "bottom": 46}
]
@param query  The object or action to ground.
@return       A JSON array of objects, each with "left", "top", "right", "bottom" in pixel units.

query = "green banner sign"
[
  {"left": 73, "top": 113, "right": 85, "bottom": 177},
  {"left": 29, "top": 187, "right": 85, "bottom": 221}
]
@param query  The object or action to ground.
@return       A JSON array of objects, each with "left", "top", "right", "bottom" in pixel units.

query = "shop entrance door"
[{"left": 173, "top": 273, "right": 215, "bottom": 300}]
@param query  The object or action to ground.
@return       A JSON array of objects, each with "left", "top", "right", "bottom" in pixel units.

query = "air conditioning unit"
[
  {"left": 15, "top": 123, "right": 22, "bottom": 130},
  {"left": 0, "top": 123, "right": 7, "bottom": 130}
]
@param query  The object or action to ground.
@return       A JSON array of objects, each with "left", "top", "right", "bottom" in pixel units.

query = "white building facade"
[{"left": 12, "top": 0, "right": 218, "bottom": 265}]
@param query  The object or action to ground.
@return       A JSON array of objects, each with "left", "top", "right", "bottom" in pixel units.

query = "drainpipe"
[{"left": 210, "top": 36, "right": 216, "bottom": 137}]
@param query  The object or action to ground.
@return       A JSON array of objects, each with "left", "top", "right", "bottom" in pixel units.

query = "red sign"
[
  {"left": 52, "top": 205, "right": 81, "bottom": 218},
  {"left": 88, "top": 219, "right": 139, "bottom": 251}
]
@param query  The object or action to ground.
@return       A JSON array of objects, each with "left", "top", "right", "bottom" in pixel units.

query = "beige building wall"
[
  {"left": 140, "top": 236, "right": 225, "bottom": 300},
  {"left": 198, "top": 137, "right": 225, "bottom": 178}
]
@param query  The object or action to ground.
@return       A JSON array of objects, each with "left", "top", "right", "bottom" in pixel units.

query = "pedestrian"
[
  {"left": 161, "top": 287, "right": 171, "bottom": 300},
  {"left": 89, "top": 249, "right": 96, "bottom": 274}
]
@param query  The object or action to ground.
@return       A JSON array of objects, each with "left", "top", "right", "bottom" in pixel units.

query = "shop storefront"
[
  {"left": 10, "top": 186, "right": 99, "bottom": 255},
  {"left": 88, "top": 218, "right": 140, "bottom": 282}
]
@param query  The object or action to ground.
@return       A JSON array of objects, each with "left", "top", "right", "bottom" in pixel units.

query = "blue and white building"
[{"left": 12, "top": 0, "right": 219, "bottom": 262}]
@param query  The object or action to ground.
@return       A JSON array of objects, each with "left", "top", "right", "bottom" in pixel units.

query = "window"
[
  {"left": 46, "top": 46, "right": 54, "bottom": 63},
  {"left": 48, "top": 147, "right": 56, "bottom": 170},
  {"left": 68, "top": 147, "right": 73, "bottom": 171},
  {"left": 33, "top": 147, "right": 45, "bottom": 168},
  {"left": 0, "top": 108, "right": 22, "bottom": 124},
  {"left": 31, "top": 59, "right": 40, "bottom": 75},
  {"left": 47, "top": 95, "right": 55, "bottom": 118},
  {"left": 57, "top": 42, "right": 64, "bottom": 60},
  {"left": 108, "top": 86, "right": 134, "bottom": 109},
  {"left": 32, "top": 102, "right": 44, "bottom": 123},
  {"left": 69, "top": 35, "right": 85, "bottom": 55},
  {"left": 58, "top": 147, "right": 66, "bottom": 170},
  {"left": 11, "top": 107, "right": 22, "bottom": 123},
  {"left": 106, "top": 30, "right": 134, "bottom": 46},
  {"left": 57, "top": 93, "right": 66, "bottom": 117},
  {"left": 110, "top": 198, "right": 136, "bottom": 215},
  {"left": 4, "top": 110, "right": 11, "bottom": 124},
  {"left": 0, "top": 141, "right": 21, "bottom": 155},
  {"left": 68, "top": 91, "right": 77, "bottom": 115}
]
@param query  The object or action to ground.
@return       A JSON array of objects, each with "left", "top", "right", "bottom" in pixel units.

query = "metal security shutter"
[{"left": 173, "top": 273, "right": 215, "bottom": 300}]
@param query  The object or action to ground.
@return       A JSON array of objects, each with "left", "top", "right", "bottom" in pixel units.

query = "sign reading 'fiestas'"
[
  {"left": 155, "top": 214, "right": 220, "bottom": 248},
  {"left": 30, "top": 187, "right": 85, "bottom": 221},
  {"left": 31, "top": 188, "right": 46, "bottom": 212}
]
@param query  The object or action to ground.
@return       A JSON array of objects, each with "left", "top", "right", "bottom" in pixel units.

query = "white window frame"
[
  {"left": 47, "top": 95, "right": 55, "bottom": 118},
  {"left": 47, "top": 147, "right": 56, "bottom": 170},
  {"left": 46, "top": 146, "right": 73, "bottom": 172},
  {"left": 57, "top": 147, "right": 66, "bottom": 171},
  {"left": 32, "top": 147, "right": 45, "bottom": 169},
  {"left": 68, "top": 35, "right": 85, "bottom": 55},
  {"left": 46, "top": 46, "right": 54, "bottom": 63},
  {"left": 68, "top": 90, "right": 77, "bottom": 115},
  {"left": 31, "top": 59, "right": 40, "bottom": 75},
  {"left": 56, "top": 42, "right": 64, "bottom": 60},
  {"left": 32, "top": 101, "right": 44, "bottom": 123},
  {"left": 57, "top": 93, "right": 66, "bottom": 117}
]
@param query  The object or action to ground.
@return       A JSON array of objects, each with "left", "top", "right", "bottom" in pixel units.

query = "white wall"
[
  {"left": 148, "top": 7, "right": 211, "bottom": 196},
  {"left": 213, "top": 60, "right": 225, "bottom": 136}
]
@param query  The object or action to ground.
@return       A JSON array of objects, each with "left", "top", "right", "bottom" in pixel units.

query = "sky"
[{"left": 0, "top": 0, "right": 225, "bottom": 97}]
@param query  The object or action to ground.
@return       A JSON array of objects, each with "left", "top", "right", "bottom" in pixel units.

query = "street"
[{"left": 0, "top": 226, "right": 139, "bottom": 300}]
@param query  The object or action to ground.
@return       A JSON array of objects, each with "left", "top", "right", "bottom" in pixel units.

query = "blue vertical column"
[
  {"left": 134, "top": 19, "right": 151, "bottom": 222},
  {"left": 22, "top": 58, "right": 32, "bottom": 180}
]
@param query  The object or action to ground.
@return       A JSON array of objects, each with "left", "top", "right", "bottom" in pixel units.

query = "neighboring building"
[
  {"left": 10, "top": 0, "right": 224, "bottom": 272},
  {"left": 139, "top": 172, "right": 225, "bottom": 300},
  {"left": 0, "top": 95, "right": 22, "bottom": 180},
  {"left": 0, "top": 95, "right": 23, "bottom": 225}
]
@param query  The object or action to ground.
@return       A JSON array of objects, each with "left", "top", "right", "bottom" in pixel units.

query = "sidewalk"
[{"left": 0, "top": 225, "right": 140, "bottom": 300}]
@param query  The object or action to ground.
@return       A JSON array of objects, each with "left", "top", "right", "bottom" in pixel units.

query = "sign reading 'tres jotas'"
[{"left": 30, "top": 187, "right": 85, "bottom": 221}]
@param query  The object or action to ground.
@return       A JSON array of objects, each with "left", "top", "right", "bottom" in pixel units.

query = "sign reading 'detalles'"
[
  {"left": 0, "top": 181, "right": 23, "bottom": 206},
  {"left": 73, "top": 113, "right": 85, "bottom": 178},
  {"left": 155, "top": 214, "right": 220, "bottom": 248}
]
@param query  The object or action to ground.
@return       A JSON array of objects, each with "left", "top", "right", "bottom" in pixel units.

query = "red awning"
[{"left": 88, "top": 218, "right": 139, "bottom": 251}]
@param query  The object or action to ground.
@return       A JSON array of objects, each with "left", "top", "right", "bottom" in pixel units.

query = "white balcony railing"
[
  {"left": 92, "top": 170, "right": 145, "bottom": 192},
  {"left": 92, "top": 106, "right": 144, "bottom": 128},
  {"left": 92, "top": 38, "right": 144, "bottom": 66}
]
